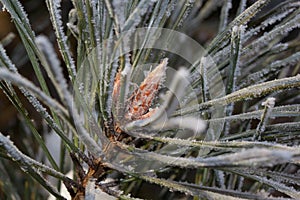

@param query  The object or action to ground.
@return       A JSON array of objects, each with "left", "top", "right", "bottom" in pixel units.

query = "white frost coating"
[
  {"left": 1, "top": 4, "right": 6, "bottom": 12},
  {"left": 215, "top": 170, "right": 226, "bottom": 189},
  {"left": 219, "top": 0, "right": 232, "bottom": 32},
  {"left": 23, "top": 90, "right": 50, "bottom": 118},
  {"left": 271, "top": 42, "right": 289, "bottom": 52},
  {"left": 2, "top": 0, "right": 30, "bottom": 31},
  {"left": 135, "top": 146, "right": 295, "bottom": 170},
  {"left": 112, "top": 0, "right": 127, "bottom": 29},
  {"left": 204, "top": 148, "right": 293, "bottom": 165},
  {"left": 0, "top": 132, "right": 67, "bottom": 197},
  {"left": 90, "top": 1, "right": 101, "bottom": 48},
  {"left": 244, "top": 8, "right": 295, "bottom": 41},
  {"left": 167, "top": 0, "right": 179, "bottom": 18},
  {"left": 0, "top": 44, "right": 18, "bottom": 72},
  {"left": 241, "top": 52, "right": 300, "bottom": 88},
  {"left": 254, "top": 97, "right": 276, "bottom": 140},
  {"left": 232, "top": 25, "right": 238, "bottom": 33},
  {"left": 46, "top": 0, "right": 76, "bottom": 79},
  {"left": 236, "top": 26, "right": 244, "bottom": 75},
  {"left": 78, "top": 82, "right": 85, "bottom": 94},
  {"left": 243, "top": 14, "right": 300, "bottom": 58},
  {"left": 262, "top": 97, "right": 276, "bottom": 108},
  {"left": 176, "top": 1, "right": 194, "bottom": 28},
  {"left": 36, "top": 35, "right": 61, "bottom": 71},
  {"left": 0, "top": 68, "right": 68, "bottom": 116},
  {"left": 152, "top": 0, "right": 170, "bottom": 26},
  {"left": 212, "top": 45, "right": 230, "bottom": 65},
  {"left": 237, "top": 0, "right": 246, "bottom": 14},
  {"left": 228, "top": 25, "right": 243, "bottom": 94},
  {"left": 263, "top": 8, "right": 296, "bottom": 27},
  {"left": 0, "top": 44, "right": 65, "bottom": 140},
  {"left": 271, "top": 52, "right": 300, "bottom": 68},
  {"left": 79, "top": 3, "right": 92, "bottom": 42},
  {"left": 35, "top": 35, "right": 69, "bottom": 103},
  {"left": 243, "top": 173, "right": 300, "bottom": 199},
  {"left": 122, "top": 0, "right": 157, "bottom": 31}
]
